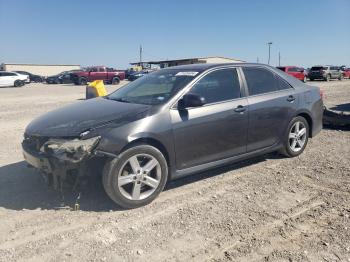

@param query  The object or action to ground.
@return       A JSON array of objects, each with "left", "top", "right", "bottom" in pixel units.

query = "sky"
[{"left": 0, "top": 0, "right": 349, "bottom": 69}]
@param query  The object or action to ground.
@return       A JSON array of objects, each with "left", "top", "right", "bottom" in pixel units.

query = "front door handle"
[
  {"left": 287, "top": 95, "right": 296, "bottom": 102},
  {"left": 234, "top": 105, "right": 246, "bottom": 113}
]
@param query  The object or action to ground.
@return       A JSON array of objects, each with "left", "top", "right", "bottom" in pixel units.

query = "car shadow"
[{"left": 0, "top": 153, "right": 282, "bottom": 212}]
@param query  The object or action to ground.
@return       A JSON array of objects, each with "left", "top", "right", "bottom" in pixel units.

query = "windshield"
[
  {"left": 107, "top": 69, "right": 199, "bottom": 105},
  {"left": 311, "top": 67, "right": 327, "bottom": 70}
]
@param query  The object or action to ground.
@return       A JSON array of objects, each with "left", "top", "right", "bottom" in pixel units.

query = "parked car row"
[
  {"left": 45, "top": 66, "right": 126, "bottom": 85},
  {"left": 14, "top": 71, "right": 44, "bottom": 83},
  {"left": 277, "top": 65, "right": 348, "bottom": 82}
]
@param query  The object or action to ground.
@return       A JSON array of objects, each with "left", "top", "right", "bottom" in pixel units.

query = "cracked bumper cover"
[{"left": 22, "top": 136, "right": 101, "bottom": 189}]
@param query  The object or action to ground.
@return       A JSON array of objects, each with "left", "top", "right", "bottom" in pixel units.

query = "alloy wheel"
[
  {"left": 117, "top": 154, "right": 161, "bottom": 200},
  {"left": 288, "top": 121, "right": 307, "bottom": 153}
]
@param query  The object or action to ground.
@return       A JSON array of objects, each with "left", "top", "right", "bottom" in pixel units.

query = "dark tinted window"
[
  {"left": 276, "top": 75, "right": 292, "bottom": 90},
  {"left": 277, "top": 67, "right": 286, "bottom": 72},
  {"left": 288, "top": 67, "right": 299, "bottom": 72},
  {"left": 243, "top": 67, "right": 278, "bottom": 96},
  {"left": 311, "top": 66, "right": 326, "bottom": 71},
  {"left": 190, "top": 69, "right": 241, "bottom": 103},
  {"left": 1, "top": 72, "right": 15, "bottom": 76}
]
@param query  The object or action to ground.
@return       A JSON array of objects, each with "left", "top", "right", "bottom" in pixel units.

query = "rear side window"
[
  {"left": 190, "top": 69, "right": 241, "bottom": 103},
  {"left": 277, "top": 67, "right": 286, "bottom": 72},
  {"left": 243, "top": 67, "right": 278, "bottom": 96},
  {"left": 276, "top": 75, "right": 292, "bottom": 90},
  {"left": 288, "top": 67, "right": 299, "bottom": 72},
  {"left": 1, "top": 72, "right": 15, "bottom": 76}
]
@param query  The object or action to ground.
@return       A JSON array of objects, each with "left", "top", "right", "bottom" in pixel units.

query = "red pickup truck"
[{"left": 71, "top": 66, "right": 125, "bottom": 85}]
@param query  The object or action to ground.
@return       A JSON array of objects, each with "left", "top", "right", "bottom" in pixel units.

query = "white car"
[{"left": 0, "top": 71, "right": 29, "bottom": 87}]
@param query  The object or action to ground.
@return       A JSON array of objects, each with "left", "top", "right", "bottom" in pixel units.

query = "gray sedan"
[{"left": 22, "top": 63, "right": 323, "bottom": 209}]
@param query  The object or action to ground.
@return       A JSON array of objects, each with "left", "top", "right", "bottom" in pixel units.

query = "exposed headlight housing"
[{"left": 40, "top": 136, "right": 100, "bottom": 163}]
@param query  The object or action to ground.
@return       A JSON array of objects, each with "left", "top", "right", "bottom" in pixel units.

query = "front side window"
[
  {"left": 243, "top": 67, "right": 278, "bottom": 96},
  {"left": 107, "top": 69, "right": 198, "bottom": 105},
  {"left": 189, "top": 69, "right": 241, "bottom": 104}
]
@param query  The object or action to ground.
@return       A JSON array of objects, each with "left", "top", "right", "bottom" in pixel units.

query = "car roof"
[{"left": 162, "top": 63, "right": 272, "bottom": 72}]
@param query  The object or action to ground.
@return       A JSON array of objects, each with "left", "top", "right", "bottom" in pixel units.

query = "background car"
[
  {"left": 46, "top": 71, "right": 74, "bottom": 84},
  {"left": 309, "top": 65, "right": 343, "bottom": 81},
  {"left": 277, "top": 66, "right": 306, "bottom": 82},
  {"left": 14, "top": 71, "right": 43, "bottom": 83},
  {"left": 341, "top": 68, "right": 350, "bottom": 79},
  {"left": 0, "top": 71, "right": 28, "bottom": 87},
  {"left": 127, "top": 69, "right": 156, "bottom": 81}
]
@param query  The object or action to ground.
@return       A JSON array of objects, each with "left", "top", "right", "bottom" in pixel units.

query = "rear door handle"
[
  {"left": 234, "top": 105, "right": 246, "bottom": 113},
  {"left": 287, "top": 95, "right": 296, "bottom": 102}
]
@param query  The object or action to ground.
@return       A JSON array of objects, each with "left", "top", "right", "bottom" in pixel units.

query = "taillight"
[{"left": 320, "top": 89, "right": 324, "bottom": 100}]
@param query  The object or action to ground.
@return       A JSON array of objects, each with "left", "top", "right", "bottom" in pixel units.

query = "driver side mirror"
[{"left": 178, "top": 93, "right": 206, "bottom": 109}]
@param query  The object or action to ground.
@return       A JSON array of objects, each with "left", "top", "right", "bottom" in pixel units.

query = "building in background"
[
  {"left": 130, "top": 56, "right": 245, "bottom": 69},
  {"left": 0, "top": 63, "right": 81, "bottom": 76}
]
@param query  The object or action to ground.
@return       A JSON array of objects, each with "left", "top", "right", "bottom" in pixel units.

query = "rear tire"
[
  {"left": 14, "top": 80, "right": 23, "bottom": 87},
  {"left": 280, "top": 116, "right": 309, "bottom": 158},
  {"left": 78, "top": 77, "right": 87, "bottom": 85},
  {"left": 102, "top": 145, "right": 168, "bottom": 209}
]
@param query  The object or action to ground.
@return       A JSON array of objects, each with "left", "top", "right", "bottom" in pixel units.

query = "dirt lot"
[{"left": 0, "top": 79, "right": 349, "bottom": 262}]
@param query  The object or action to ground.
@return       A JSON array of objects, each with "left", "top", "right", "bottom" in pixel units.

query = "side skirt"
[{"left": 170, "top": 143, "right": 283, "bottom": 180}]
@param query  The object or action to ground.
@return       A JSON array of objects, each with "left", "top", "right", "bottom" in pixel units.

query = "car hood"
[{"left": 25, "top": 97, "right": 152, "bottom": 137}]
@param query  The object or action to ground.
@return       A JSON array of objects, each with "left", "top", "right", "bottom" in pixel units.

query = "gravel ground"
[{"left": 0, "top": 79, "right": 349, "bottom": 262}]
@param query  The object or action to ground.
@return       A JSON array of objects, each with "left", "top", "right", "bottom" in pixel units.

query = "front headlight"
[{"left": 40, "top": 136, "right": 100, "bottom": 163}]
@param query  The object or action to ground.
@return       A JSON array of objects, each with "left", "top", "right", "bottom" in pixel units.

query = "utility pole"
[
  {"left": 257, "top": 57, "right": 259, "bottom": 63},
  {"left": 139, "top": 45, "right": 143, "bottom": 66},
  {"left": 278, "top": 52, "right": 281, "bottom": 66},
  {"left": 267, "top": 42, "right": 273, "bottom": 65}
]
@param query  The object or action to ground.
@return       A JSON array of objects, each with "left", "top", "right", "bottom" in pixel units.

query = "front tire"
[
  {"left": 280, "top": 116, "right": 309, "bottom": 158},
  {"left": 102, "top": 145, "right": 168, "bottom": 209},
  {"left": 112, "top": 76, "right": 120, "bottom": 85}
]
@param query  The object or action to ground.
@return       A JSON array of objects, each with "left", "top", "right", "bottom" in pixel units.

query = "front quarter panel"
[{"left": 96, "top": 110, "right": 175, "bottom": 166}]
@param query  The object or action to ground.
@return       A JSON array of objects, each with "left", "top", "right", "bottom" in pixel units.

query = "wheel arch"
[
  {"left": 296, "top": 112, "right": 313, "bottom": 137},
  {"left": 120, "top": 137, "right": 170, "bottom": 167}
]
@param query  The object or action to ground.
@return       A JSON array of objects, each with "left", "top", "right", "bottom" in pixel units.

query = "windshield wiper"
[{"left": 107, "top": 97, "right": 131, "bottom": 103}]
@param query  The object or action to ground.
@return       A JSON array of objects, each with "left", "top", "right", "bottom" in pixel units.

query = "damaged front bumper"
[{"left": 22, "top": 136, "right": 101, "bottom": 191}]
